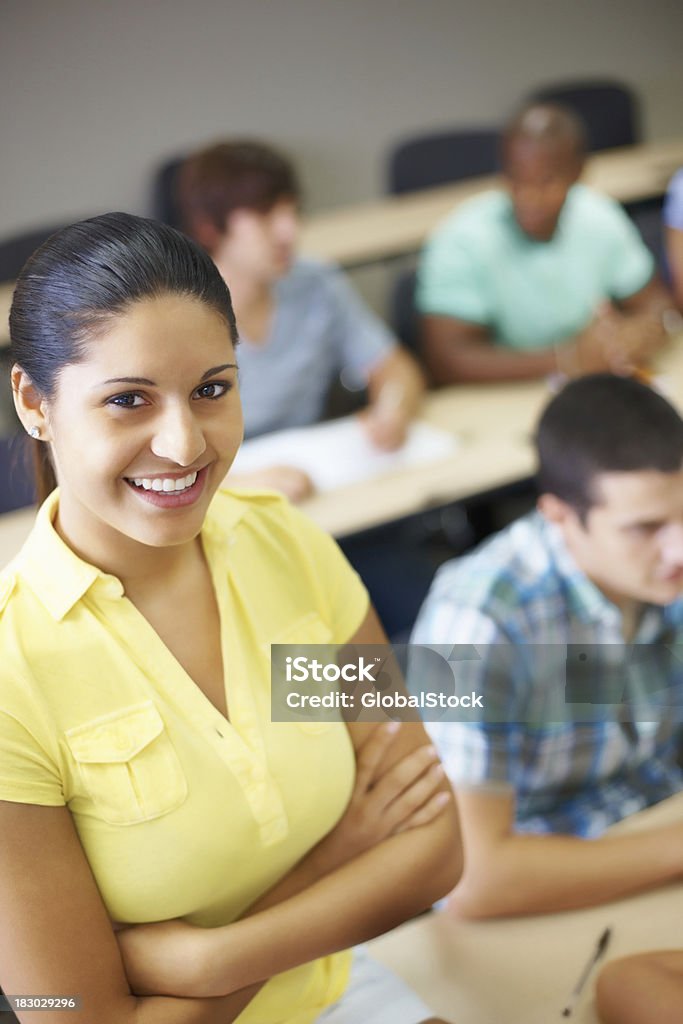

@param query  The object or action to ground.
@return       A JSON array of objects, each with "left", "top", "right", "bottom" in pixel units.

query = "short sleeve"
[
  {"left": 0, "top": 706, "right": 65, "bottom": 806},
  {"left": 410, "top": 602, "right": 526, "bottom": 790},
  {"left": 663, "top": 169, "right": 683, "bottom": 231},
  {"left": 322, "top": 265, "right": 396, "bottom": 386},
  {"left": 279, "top": 501, "right": 370, "bottom": 643},
  {"left": 416, "top": 225, "right": 493, "bottom": 324},
  {"left": 596, "top": 197, "right": 654, "bottom": 300}
]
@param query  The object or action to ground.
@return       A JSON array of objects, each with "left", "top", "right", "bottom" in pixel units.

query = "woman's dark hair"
[
  {"left": 536, "top": 373, "right": 683, "bottom": 521},
  {"left": 9, "top": 211, "right": 238, "bottom": 502},
  {"left": 176, "top": 140, "right": 300, "bottom": 252}
]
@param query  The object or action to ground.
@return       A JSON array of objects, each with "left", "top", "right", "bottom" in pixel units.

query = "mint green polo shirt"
[{"left": 416, "top": 185, "right": 654, "bottom": 350}]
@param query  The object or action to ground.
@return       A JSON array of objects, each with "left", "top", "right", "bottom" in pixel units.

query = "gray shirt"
[{"left": 237, "top": 258, "right": 396, "bottom": 438}]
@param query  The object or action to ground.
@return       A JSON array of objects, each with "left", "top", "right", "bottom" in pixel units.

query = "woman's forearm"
[
  {"left": 195, "top": 805, "right": 460, "bottom": 997},
  {"left": 131, "top": 985, "right": 262, "bottom": 1024},
  {"left": 122, "top": 814, "right": 458, "bottom": 999}
]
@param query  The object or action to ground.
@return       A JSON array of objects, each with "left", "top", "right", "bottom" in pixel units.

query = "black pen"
[{"left": 561, "top": 926, "right": 612, "bottom": 1018}]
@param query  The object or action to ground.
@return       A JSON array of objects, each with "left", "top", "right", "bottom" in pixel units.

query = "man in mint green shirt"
[{"left": 417, "top": 103, "right": 673, "bottom": 383}]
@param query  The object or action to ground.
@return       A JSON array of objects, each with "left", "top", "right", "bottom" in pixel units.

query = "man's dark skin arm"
[{"left": 422, "top": 276, "right": 675, "bottom": 386}]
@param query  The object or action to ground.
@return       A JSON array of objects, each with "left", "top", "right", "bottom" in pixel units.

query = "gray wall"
[{"left": 2, "top": 0, "right": 683, "bottom": 237}]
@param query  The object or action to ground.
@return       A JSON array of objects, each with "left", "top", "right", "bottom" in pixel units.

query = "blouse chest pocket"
[{"left": 65, "top": 702, "right": 188, "bottom": 825}]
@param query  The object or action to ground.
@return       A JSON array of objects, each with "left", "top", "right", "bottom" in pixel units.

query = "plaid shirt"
[{"left": 410, "top": 512, "right": 683, "bottom": 837}]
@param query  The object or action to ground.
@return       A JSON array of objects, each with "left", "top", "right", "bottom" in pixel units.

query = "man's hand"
[
  {"left": 571, "top": 303, "right": 667, "bottom": 376},
  {"left": 358, "top": 403, "right": 410, "bottom": 451},
  {"left": 313, "top": 723, "right": 450, "bottom": 873}
]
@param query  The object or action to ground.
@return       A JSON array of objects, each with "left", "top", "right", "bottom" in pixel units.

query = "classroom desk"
[
  {"left": 299, "top": 339, "right": 683, "bottom": 536},
  {"left": 299, "top": 378, "right": 548, "bottom": 537},
  {"left": 368, "top": 791, "right": 683, "bottom": 1024},
  {"left": 299, "top": 137, "right": 683, "bottom": 268}
]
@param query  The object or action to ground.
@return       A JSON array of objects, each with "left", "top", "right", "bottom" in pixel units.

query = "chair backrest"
[
  {"left": 0, "top": 223, "right": 70, "bottom": 283},
  {"left": 390, "top": 267, "right": 420, "bottom": 356},
  {"left": 526, "top": 80, "right": 640, "bottom": 152},
  {"left": 626, "top": 196, "right": 666, "bottom": 274},
  {"left": 152, "top": 155, "right": 186, "bottom": 229},
  {"left": 387, "top": 128, "right": 500, "bottom": 195},
  {"left": 0, "top": 433, "right": 36, "bottom": 514}
]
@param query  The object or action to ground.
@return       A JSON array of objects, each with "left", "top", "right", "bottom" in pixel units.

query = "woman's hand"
[
  {"left": 227, "top": 465, "right": 315, "bottom": 503},
  {"left": 313, "top": 723, "right": 451, "bottom": 873}
]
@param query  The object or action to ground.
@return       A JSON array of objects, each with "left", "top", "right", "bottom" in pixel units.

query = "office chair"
[
  {"left": 387, "top": 128, "right": 500, "bottom": 195},
  {"left": 0, "top": 223, "right": 70, "bottom": 283},
  {"left": 390, "top": 267, "right": 420, "bottom": 356},
  {"left": 152, "top": 155, "right": 186, "bottom": 229},
  {"left": 0, "top": 432, "right": 36, "bottom": 513},
  {"left": 526, "top": 79, "right": 640, "bottom": 152}
]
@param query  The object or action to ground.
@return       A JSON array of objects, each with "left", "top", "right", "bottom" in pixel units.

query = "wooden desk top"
[
  {"left": 368, "top": 791, "right": 683, "bottom": 1024},
  {"left": 1, "top": 138, "right": 682, "bottom": 350},
  {"left": 299, "top": 379, "right": 548, "bottom": 536},
  {"left": 299, "top": 137, "right": 683, "bottom": 268}
]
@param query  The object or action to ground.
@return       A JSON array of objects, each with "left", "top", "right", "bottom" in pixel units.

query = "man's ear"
[
  {"left": 537, "top": 492, "right": 574, "bottom": 525},
  {"left": 191, "top": 215, "right": 225, "bottom": 256},
  {"left": 11, "top": 364, "right": 50, "bottom": 439}
]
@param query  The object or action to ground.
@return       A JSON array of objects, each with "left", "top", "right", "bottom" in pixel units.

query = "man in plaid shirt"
[{"left": 411, "top": 374, "right": 683, "bottom": 917}]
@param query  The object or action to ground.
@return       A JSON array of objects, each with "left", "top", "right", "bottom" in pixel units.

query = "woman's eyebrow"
[
  {"left": 95, "top": 364, "right": 237, "bottom": 388},
  {"left": 200, "top": 363, "right": 237, "bottom": 380},
  {"left": 97, "top": 376, "right": 156, "bottom": 387}
]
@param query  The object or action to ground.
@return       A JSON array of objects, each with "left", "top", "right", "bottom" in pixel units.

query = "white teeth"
[{"left": 130, "top": 471, "right": 198, "bottom": 493}]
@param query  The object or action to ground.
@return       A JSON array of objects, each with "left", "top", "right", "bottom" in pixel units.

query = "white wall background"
[{"left": 2, "top": 0, "right": 683, "bottom": 238}]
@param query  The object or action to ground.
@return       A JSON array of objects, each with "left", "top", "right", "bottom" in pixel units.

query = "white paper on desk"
[{"left": 231, "top": 416, "right": 459, "bottom": 492}]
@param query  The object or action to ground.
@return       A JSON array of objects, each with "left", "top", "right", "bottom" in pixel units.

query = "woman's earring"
[{"left": 28, "top": 426, "right": 40, "bottom": 440}]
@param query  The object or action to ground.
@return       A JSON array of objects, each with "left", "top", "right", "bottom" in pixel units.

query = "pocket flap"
[{"left": 65, "top": 702, "right": 164, "bottom": 764}]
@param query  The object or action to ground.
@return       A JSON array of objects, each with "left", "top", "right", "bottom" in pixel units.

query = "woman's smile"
[{"left": 124, "top": 465, "right": 209, "bottom": 508}]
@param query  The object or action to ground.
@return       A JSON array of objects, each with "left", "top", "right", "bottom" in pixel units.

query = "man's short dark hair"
[
  {"left": 502, "top": 102, "right": 587, "bottom": 163},
  {"left": 536, "top": 374, "right": 683, "bottom": 518},
  {"left": 176, "top": 140, "right": 300, "bottom": 247}
]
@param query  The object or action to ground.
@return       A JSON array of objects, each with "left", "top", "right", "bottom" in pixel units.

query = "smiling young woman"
[{"left": 0, "top": 213, "right": 460, "bottom": 1024}]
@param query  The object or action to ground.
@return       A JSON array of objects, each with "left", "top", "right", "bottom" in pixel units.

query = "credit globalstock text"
[{"left": 270, "top": 643, "right": 683, "bottom": 724}]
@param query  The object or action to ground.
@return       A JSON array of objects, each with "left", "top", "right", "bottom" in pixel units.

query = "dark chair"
[
  {"left": 0, "top": 433, "right": 36, "bottom": 513},
  {"left": 0, "top": 223, "right": 69, "bottom": 283},
  {"left": 152, "top": 155, "right": 186, "bottom": 229},
  {"left": 390, "top": 267, "right": 420, "bottom": 356},
  {"left": 526, "top": 80, "right": 640, "bottom": 152},
  {"left": 627, "top": 196, "right": 666, "bottom": 274},
  {"left": 387, "top": 128, "right": 500, "bottom": 195}
]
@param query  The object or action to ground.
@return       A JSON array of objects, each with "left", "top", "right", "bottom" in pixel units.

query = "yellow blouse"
[{"left": 0, "top": 487, "right": 369, "bottom": 1023}]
